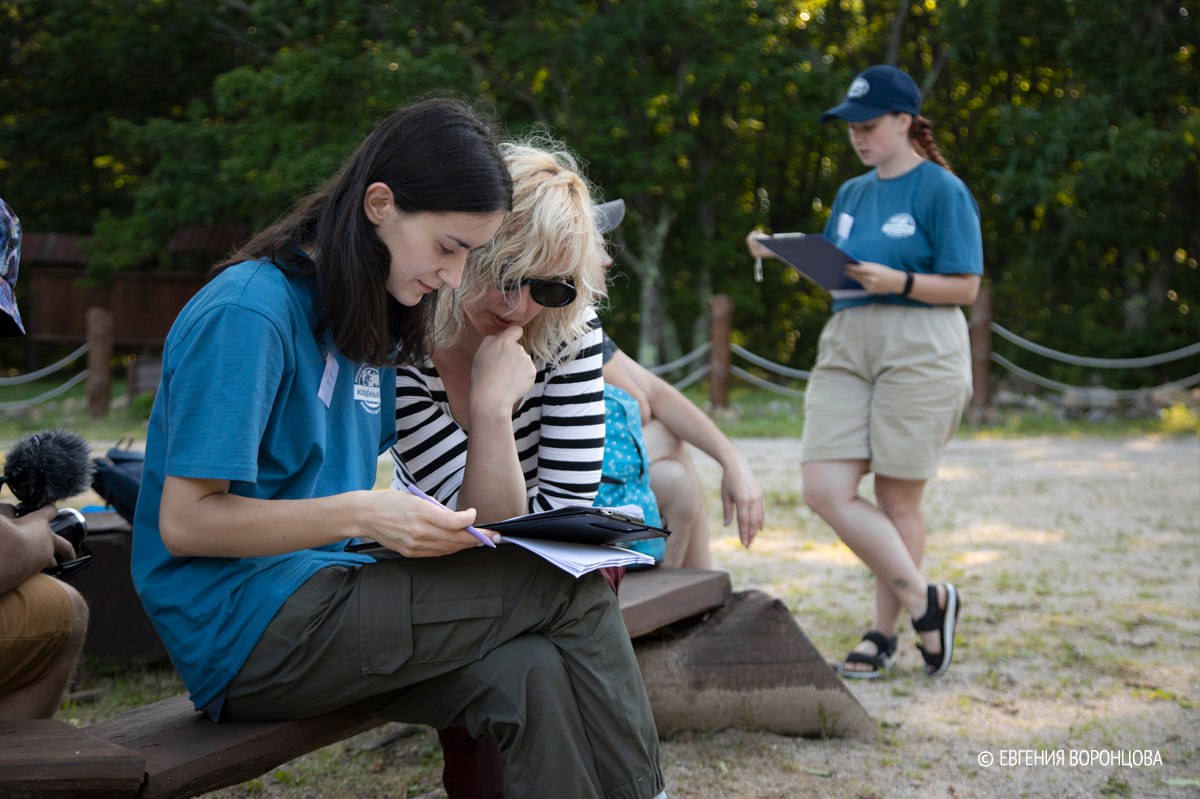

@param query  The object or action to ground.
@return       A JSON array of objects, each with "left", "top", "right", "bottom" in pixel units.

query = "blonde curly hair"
[{"left": 434, "top": 137, "right": 608, "bottom": 366}]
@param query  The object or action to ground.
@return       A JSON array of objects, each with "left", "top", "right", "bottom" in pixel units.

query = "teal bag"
[{"left": 594, "top": 384, "right": 665, "bottom": 567}]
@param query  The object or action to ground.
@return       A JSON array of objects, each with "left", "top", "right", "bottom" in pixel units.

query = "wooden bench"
[{"left": 0, "top": 568, "right": 735, "bottom": 798}]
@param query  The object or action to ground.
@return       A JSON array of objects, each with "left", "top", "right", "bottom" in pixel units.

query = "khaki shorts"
[
  {"left": 802, "top": 304, "right": 972, "bottom": 480},
  {"left": 0, "top": 574, "right": 73, "bottom": 695}
]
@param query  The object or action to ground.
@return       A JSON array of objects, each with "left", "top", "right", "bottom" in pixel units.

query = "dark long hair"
[{"left": 217, "top": 97, "right": 513, "bottom": 365}]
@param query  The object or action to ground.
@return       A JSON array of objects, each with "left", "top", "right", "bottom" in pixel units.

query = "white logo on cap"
[
  {"left": 848, "top": 77, "right": 869, "bottom": 98},
  {"left": 881, "top": 214, "right": 916, "bottom": 239}
]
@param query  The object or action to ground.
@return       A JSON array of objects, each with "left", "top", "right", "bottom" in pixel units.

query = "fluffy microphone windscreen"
[{"left": 2, "top": 429, "right": 94, "bottom": 512}]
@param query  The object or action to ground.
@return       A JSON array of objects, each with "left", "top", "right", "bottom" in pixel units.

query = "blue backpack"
[
  {"left": 594, "top": 384, "right": 665, "bottom": 566},
  {"left": 90, "top": 443, "right": 144, "bottom": 526}
]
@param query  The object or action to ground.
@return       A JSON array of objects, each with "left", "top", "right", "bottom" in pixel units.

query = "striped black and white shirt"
[{"left": 391, "top": 310, "right": 605, "bottom": 514}]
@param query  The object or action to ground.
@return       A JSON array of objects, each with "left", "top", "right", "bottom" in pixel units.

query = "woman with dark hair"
[
  {"left": 748, "top": 65, "right": 981, "bottom": 680},
  {"left": 131, "top": 98, "right": 666, "bottom": 799}
]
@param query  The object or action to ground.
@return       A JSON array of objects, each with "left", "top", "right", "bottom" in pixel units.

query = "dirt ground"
[
  {"left": 648, "top": 433, "right": 1199, "bottom": 799},
  {"left": 63, "top": 433, "right": 1196, "bottom": 798}
]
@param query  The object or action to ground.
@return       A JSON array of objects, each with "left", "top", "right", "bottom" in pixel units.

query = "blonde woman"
[
  {"left": 391, "top": 139, "right": 665, "bottom": 798},
  {"left": 391, "top": 138, "right": 610, "bottom": 523}
]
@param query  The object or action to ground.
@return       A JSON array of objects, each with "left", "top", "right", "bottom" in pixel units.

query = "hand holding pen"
[{"left": 405, "top": 483, "right": 497, "bottom": 549}]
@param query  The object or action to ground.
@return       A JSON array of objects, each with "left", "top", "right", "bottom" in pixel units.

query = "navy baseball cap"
[
  {"left": 820, "top": 65, "right": 921, "bottom": 123},
  {"left": 0, "top": 198, "right": 24, "bottom": 337},
  {"left": 594, "top": 198, "right": 625, "bottom": 234}
]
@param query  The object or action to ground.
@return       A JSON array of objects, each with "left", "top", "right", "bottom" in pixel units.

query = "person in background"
[
  {"left": 747, "top": 65, "right": 980, "bottom": 679},
  {"left": 0, "top": 196, "right": 90, "bottom": 719},
  {"left": 130, "top": 100, "right": 666, "bottom": 799},
  {"left": 597, "top": 200, "right": 764, "bottom": 568}
]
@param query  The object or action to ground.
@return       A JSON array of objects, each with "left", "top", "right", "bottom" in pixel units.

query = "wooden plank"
[
  {"left": 0, "top": 719, "right": 145, "bottom": 797},
  {"left": 87, "top": 696, "right": 383, "bottom": 799},
  {"left": 618, "top": 568, "right": 732, "bottom": 638}
]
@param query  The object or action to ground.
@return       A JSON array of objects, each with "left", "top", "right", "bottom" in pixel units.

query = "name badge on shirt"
[
  {"left": 837, "top": 212, "right": 854, "bottom": 240},
  {"left": 318, "top": 352, "right": 339, "bottom": 408}
]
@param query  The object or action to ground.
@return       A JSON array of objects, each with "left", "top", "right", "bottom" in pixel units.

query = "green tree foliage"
[
  {"left": 0, "top": 1, "right": 250, "bottom": 231},
  {"left": 939, "top": 0, "right": 1198, "bottom": 387},
  {"left": 1, "top": 0, "right": 1195, "bottom": 388}
]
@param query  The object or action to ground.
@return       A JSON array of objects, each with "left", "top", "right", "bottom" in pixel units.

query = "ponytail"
[{"left": 910, "top": 115, "right": 952, "bottom": 172}]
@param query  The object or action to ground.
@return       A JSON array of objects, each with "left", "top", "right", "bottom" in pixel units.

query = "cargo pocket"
[
  {"left": 356, "top": 563, "right": 415, "bottom": 675},
  {"left": 409, "top": 594, "right": 503, "bottom": 666}
]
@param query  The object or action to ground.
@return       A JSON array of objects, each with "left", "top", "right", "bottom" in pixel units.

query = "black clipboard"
[
  {"left": 759, "top": 234, "right": 864, "bottom": 292},
  {"left": 485, "top": 506, "right": 670, "bottom": 545},
  {"left": 348, "top": 507, "right": 670, "bottom": 556}
]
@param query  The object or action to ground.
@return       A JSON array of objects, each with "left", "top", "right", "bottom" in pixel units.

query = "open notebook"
[{"left": 349, "top": 506, "right": 668, "bottom": 577}]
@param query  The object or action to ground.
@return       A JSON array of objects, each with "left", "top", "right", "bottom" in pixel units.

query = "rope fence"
[
  {"left": 644, "top": 295, "right": 1199, "bottom": 411},
  {"left": 0, "top": 343, "right": 91, "bottom": 412},
  {"left": 3, "top": 298, "right": 1197, "bottom": 417},
  {"left": 0, "top": 344, "right": 89, "bottom": 387}
]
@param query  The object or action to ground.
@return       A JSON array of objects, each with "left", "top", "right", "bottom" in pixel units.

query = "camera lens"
[{"left": 50, "top": 508, "right": 88, "bottom": 551}]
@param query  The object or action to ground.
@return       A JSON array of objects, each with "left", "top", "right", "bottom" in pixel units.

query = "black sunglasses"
[{"left": 499, "top": 277, "right": 577, "bottom": 308}]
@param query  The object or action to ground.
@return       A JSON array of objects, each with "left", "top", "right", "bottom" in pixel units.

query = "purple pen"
[{"left": 406, "top": 483, "right": 496, "bottom": 548}]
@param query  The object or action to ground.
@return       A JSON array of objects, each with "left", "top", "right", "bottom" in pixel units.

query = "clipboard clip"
[{"left": 754, "top": 232, "right": 805, "bottom": 283}]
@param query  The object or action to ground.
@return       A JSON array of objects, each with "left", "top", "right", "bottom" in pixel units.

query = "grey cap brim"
[{"left": 595, "top": 199, "right": 625, "bottom": 233}]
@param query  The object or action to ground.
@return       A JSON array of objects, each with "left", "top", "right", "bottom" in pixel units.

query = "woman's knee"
[
  {"left": 873, "top": 476, "right": 926, "bottom": 521},
  {"left": 801, "top": 460, "right": 866, "bottom": 516},
  {"left": 650, "top": 457, "right": 701, "bottom": 510},
  {"left": 61, "top": 582, "right": 89, "bottom": 643}
]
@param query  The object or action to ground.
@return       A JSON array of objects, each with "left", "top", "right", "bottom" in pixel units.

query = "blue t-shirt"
[
  {"left": 130, "top": 261, "right": 395, "bottom": 717},
  {"left": 824, "top": 160, "right": 983, "bottom": 313}
]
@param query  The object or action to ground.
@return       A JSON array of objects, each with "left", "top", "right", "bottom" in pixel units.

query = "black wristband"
[{"left": 901, "top": 272, "right": 915, "bottom": 297}]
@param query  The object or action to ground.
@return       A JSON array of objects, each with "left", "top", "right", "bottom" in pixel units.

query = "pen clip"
[{"left": 753, "top": 257, "right": 763, "bottom": 283}]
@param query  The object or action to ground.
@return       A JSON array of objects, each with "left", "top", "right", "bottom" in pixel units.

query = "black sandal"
[
  {"left": 834, "top": 630, "right": 898, "bottom": 680},
  {"left": 912, "top": 583, "right": 961, "bottom": 678}
]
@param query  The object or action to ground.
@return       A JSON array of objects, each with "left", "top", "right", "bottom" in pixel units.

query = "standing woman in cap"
[{"left": 747, "top": 64, "right": 982, "bottom": 679}]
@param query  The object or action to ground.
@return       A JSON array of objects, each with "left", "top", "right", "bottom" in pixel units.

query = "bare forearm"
[
  {"left": 867, "top": 267, "right": 980, "bottom": 305},
  {"left": 456, "top": 404, "right": 527, "bottom": 524},
  {"left": 0, "top": 554, "right": 47, "bottom": 594},
  {"left": 159, "top": 484, "right": 372, "bottom": 558},
  {"left": 0, "top": 511, "right": 58, "bottom": 592},
  {"left": 645, "top": 380, "right": 739, "bottom": 468},
  {"left": 906, "top": 272, "right": 980, "bottom": 305}
]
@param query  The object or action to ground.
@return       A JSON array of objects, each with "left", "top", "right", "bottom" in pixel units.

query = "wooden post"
[
  {"left": 86, "top": 307, "right": 113, "bottom": 418},
  {"left": 709, "top": 294, "right": 732, "bottom": 409},
  {"left": 967, "top": 283, "right": 992, "bottom": 422}
]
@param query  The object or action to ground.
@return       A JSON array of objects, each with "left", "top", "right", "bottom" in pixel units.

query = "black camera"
[{"left": 43, "top": 507, "right": 93, "bottom": 579}]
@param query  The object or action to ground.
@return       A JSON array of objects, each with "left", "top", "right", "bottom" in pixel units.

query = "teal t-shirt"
[
  {"left": 824, "top": 160, "right": 983, "bottom": 313},
  {"left": 130, "top": 261, "right": 395, "bottom": 717}
]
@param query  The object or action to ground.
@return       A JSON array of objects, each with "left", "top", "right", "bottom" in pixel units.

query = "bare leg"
[
  {"left": 645, "top": 422, "right": 712, "bottom": 569},
  {"left": 873, "top": 475, "right": 945, "bottom": 656},
  {"left": 801, "top": 460, "right": 945, "bottom": 672}
]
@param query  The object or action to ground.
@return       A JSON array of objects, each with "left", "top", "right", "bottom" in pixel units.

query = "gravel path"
[{"left": 661, "top": 434, "right": 1200, "bottom": 798}]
